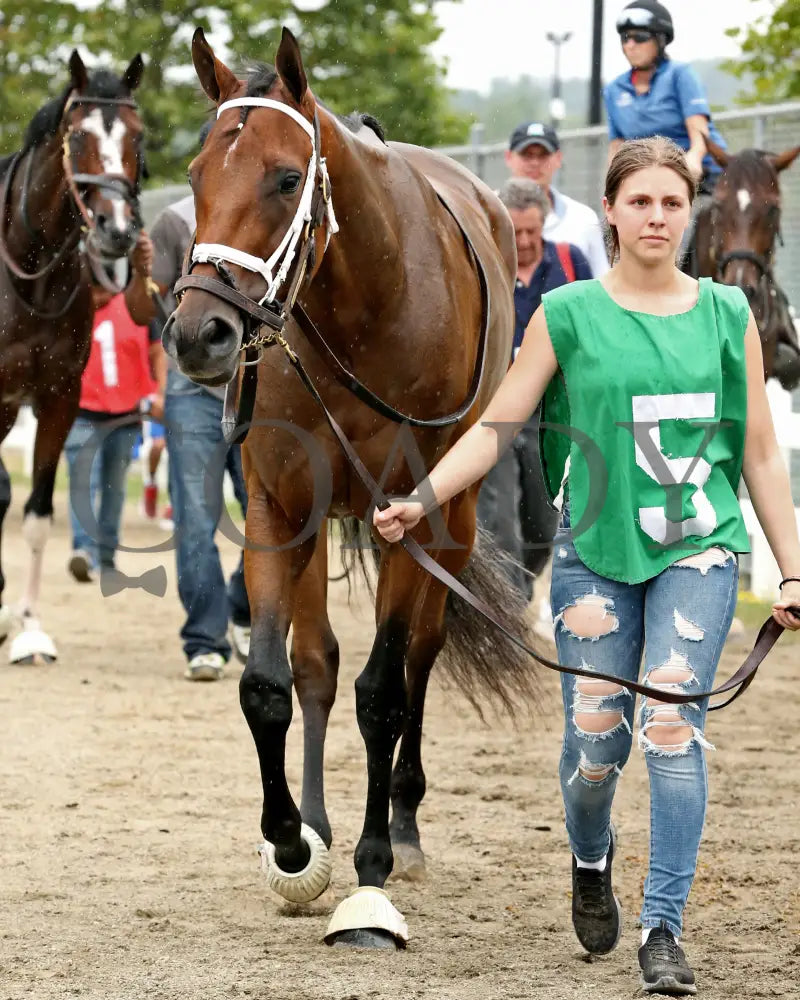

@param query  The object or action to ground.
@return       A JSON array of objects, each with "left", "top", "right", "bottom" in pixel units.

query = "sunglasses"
[{"left": 621, "top": 30, "right": 654, "bottom": 44}]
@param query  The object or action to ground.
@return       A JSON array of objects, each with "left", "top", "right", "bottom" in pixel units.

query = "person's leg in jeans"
[
  {"left": 64, "top": 416, "right": 102, "bottom": 568},
  {"left": 224, "top": 442, "right": 250, "bottom": 629},
  {"left": 515, "top": 408, "right": 559, "bottom": 594},
  {"left": 476, "top": 444, "right": 526, "bottom": 593},
  {"left": 165, "top": 388, "right": 232, "bottom": 662},
  {"left": 638, "top": 547, "right": 738, "bottom": 940},
  {"left": 551, "top": 509, "right": 645, "bottom": 862},
  {"left": 95, "top": 420, "right": 140, "bottom": 569}
]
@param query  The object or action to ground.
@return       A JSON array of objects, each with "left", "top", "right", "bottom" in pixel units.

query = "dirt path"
[{"left": 0, "top": 491, "right": 797, "bottom": 1000}]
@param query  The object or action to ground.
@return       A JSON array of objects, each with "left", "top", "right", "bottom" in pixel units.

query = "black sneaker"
[
  {"left": 571, "top": 827, "right": 622, "bottom": 955},
  {"left": 638, "top": 928, "right": 697, "bottom": 995}
]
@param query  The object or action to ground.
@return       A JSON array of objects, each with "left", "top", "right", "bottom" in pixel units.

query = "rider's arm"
[
  {"left": 741, "top": 310, "right": 800, "bottom": 624},
  {"left": 373, "top": 306, "right": 559, "bottom": 539},
  {"left": 124, "top": 232, "right": 156, "bottom": 325},
  {"left": 684, "top": 114, "right": 709, "bottom": 181}
]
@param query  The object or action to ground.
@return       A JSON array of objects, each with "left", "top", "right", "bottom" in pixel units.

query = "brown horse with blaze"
[{"left": 162, "top": 27, "right": 538, "bottom": 947}]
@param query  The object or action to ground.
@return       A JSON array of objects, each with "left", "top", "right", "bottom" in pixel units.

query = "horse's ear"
[
  {"left": 192, "top": 27, "right": 240, "bottom": 104},
  {"left": 276, "top": 27, "right": 308, "bottom": 105},
  {"left": 68, "top": 49, "right": 89, "bottom": 94},
  {"left": 704, "top": 134, "right": 730, "bottom": 169},
  {"left": 771, "top": 146, "right": 800, "bottom": 173},
  {"left": 122, "top": 54, "right": 145, "bottom": 93}
]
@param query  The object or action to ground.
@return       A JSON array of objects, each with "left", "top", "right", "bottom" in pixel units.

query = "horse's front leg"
[
  {"left": 291, "top": 527, "right": 339, "bottom": 849},
  {"left": 390, "top": 492, "right": 476, "bottom": 881},
  {"left": 241, "top": 494, "right": 332, "bottom": 904},
  {"left": 326, "top": 545, "right": 430, "bottom": 950},
  {"left": 12, "top": 391, "right": 78, "bottom": 664},
  {"left": 0, "top": 403, "right": 20, "bottom": 646}
]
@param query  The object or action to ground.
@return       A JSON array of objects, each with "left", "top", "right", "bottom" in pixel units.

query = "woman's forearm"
[
  {"left": 414, "top": 420, "right": 515, "bottom": 515},
  {"left": 743, "top": 450, "right": 800, "bottom": 578}
]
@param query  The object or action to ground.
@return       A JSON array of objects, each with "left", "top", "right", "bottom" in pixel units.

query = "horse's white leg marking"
[{"left": 18, "top": 513, "right": 50, "bottom": 621}]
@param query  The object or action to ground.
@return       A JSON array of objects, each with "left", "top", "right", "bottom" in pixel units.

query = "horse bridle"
[{"left": 0, "top": 93, "right": 144, "bottom": 315}]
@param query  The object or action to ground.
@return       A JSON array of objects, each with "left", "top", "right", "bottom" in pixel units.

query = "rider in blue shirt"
[{"left": 604, "top": 1, "right": 727, "bottom": 194}]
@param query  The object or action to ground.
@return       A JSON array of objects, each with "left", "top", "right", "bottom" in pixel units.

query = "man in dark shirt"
[{"left": 477, "top": 178, "right": 591, "bottom": 600}]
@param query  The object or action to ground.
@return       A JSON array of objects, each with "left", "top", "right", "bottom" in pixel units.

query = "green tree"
[
  {"left": 0, "top": 0, "right": 471, "bottom": 181},
  {"left": 724, "top": 0, "right": 800, "bottom": 104}
]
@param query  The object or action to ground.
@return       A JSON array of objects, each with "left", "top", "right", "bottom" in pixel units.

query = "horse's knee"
[
  {"left": 239, "top": 668, "right": 293, "bottom": 732},
  {"left": 22, "top": 512, "right": 51, "bottom": 554},
  {"left": 291, "top": 630, "right": 340, "bottom": 714}
]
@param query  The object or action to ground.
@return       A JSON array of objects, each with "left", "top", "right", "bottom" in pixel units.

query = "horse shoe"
[{"left": 258, "top": 822, "right": 332, "bottom": 903}]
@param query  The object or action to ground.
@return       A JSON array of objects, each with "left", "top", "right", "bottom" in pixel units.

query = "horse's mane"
[
  {"left": 243, "top": 63, "right": 386, "bottom": 143},
  {"left": 723, "top": 148, "right": 778, "bottom": 187},
  {"left": 22, "top": 69, "right": 132, "bottom": 155}
]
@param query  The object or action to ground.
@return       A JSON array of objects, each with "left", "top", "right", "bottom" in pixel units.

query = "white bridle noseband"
[{"left": 192, "top": 97, "right": 338, "bottom": 306}]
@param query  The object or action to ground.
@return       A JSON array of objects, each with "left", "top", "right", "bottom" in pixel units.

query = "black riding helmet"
[{"left": 616, "top": 1, "right": 674, "bottom": 45}]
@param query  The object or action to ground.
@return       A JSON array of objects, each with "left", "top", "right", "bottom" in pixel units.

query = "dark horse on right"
[
  {"left": 687, "top": 139, "right": 800, "bottom": 387},
  {"left": 0, "top": 50, "right": 145, "bottom": 663}
]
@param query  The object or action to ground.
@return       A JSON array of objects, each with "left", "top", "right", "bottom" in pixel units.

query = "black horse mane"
[
  {"left": 21, "top": 69, "right": 132, "bottom": 155},
  {"left": 243, "top": 63, "right": 386, "bottom": 142}
]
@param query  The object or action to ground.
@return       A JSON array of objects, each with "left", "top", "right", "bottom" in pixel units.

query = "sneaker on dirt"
[
  {"left": 184, "top": 652, "right": 225, "bottom": 682},
  {"left": 68, "top": 550, "right": 95, "bottom": 583},
  {"left": 571, "top": 826, "right": 622, "bottom": 955},
  {"left": 638, "top": 927, "right": 697, "bottom": 995},
  {"left": 230, "top": 623, "right": 250, "bottom": 663}
]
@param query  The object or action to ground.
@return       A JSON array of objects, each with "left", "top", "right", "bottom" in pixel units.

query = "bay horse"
[
  {"left": 690, "top": 140, "right": 800, "bottom": 388},
  {"left": 0, "top": 51, "right": 145, "bottom": 663},
  {"left": 162, "top": 27, "right": 537, "bottom": 948}
]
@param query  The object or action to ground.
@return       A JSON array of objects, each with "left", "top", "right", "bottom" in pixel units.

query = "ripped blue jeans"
[{"left": 550, "top": 505, "right": 738, "bottom": 938}]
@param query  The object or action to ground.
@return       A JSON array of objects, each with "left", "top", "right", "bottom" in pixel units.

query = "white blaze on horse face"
[
  {"left": 737, "top": 188, "right": 752, "bottom": 213},
  {"left": 81, "top": 110, "right": 129, "bottom": 229}
]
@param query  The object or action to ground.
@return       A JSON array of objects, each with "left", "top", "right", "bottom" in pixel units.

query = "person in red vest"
[{"left": 65, "top": 232, "right": 164, "bottom": 582}]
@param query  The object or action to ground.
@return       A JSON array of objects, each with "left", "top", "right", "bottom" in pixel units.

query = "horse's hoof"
[
  {"left": 329, "top": 928, "right": 400, "bottom": 950},
  {"left": 259, "top": 822, "right": 332, "bottom": 903},
  {"left": 324, "top": 886, "right": 408, "bottom": 948},
  {"left": 390, "top": 843, "right": 426, "bottom": 882},
  {"left": 9, "top": 626, "right": 57, "bottom": 665}
]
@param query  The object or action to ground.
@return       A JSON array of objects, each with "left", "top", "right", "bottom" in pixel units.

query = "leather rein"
[
  {"left": 173, "top": 101, "right": 794, "bottom": 713},
  {"left": 0, "top": 94, "right": 143, "bottom": 317}
]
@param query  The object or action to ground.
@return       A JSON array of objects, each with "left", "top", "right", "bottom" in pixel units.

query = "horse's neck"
[
  {"left": 304, "top": 124, "right": 402, "bottom": 328},
  {"left": 11, "top": 140, "right": 76, "bottom": 253}
]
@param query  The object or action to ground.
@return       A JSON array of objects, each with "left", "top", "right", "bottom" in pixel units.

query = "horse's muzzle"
[{"left": 162, "top": 311, "right": 240, "bottom": 387}]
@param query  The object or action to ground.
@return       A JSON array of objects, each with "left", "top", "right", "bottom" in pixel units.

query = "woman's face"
[
  {"left": 604, "top": 165, "right": 692, "bottom": 264},
  {"left": 620, "top": 30, "right": 660, "bottom": 70}
]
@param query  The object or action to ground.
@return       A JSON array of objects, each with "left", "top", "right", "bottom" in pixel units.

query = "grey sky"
[{"left": 430, "top": 0, "right": 772, "bottom": 92}]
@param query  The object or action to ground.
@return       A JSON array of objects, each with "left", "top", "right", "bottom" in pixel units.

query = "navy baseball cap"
[{"left": 509, "top": 122, "right": 560, "bottom": 154}]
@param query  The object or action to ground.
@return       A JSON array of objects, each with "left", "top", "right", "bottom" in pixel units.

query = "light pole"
[
  {"left": 588, "top": 0, "right": 604, "bottom": 125},
  {"left": 546, "top": 31, "right": 572, "bottom": 127}
]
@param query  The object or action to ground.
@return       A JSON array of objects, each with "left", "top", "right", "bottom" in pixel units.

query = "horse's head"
[
  {"left": 163, "top": 27, "right": 334, "bottom": 386},
  {"left": 705, "top": 139, "right": 799, "bottom": 328},
  {"left": 63, "top": 50, "right": 145, "bottom": 259}
]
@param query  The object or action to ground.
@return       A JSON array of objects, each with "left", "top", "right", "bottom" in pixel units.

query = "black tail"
[
  {"left": 330, "top": 519, "right": 544, "bottom": 717},
  {"left": 438, "top": 525, "right": 544, "bottom": 719}
]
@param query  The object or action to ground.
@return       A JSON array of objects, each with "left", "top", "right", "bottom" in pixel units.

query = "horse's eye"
[{"left": 279, "top": 173, "right": 301, "bottom": 195}]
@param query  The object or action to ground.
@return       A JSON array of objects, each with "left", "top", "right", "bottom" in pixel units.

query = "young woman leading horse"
[
  {"left": 376, "top": 137, "right": 800, "bottom": 993},
  {"left": 162, "top": 28, "right": 536, "bottom": 948},
  {"left": 0, "top": 50, "right": 146, "bottom": 663}
]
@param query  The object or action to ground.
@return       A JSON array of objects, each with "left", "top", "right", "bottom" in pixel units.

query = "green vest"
[{"left": 540, "top": 277, "right": 751, "bottom": 584}]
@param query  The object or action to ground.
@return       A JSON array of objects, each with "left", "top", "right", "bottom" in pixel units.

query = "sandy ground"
[{"left": 0, "top": 487, "right": 798, "bottom": 1000}]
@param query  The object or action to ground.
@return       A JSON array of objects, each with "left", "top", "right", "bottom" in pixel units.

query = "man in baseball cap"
[{"left": 505, "top": 121, "right": 609, "bottom": 277}]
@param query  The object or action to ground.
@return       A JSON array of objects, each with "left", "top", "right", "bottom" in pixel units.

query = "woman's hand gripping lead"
[{"left": 373, "top": 500, "right": 426, "bottom": 544}]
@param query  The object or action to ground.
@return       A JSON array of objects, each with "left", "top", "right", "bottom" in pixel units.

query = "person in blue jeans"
[
  {"left": 163, "top": 374, "right": 250, "bottom": 681},
  {"left": 151, "top": 150, "right": 251, "bottom": 682}
]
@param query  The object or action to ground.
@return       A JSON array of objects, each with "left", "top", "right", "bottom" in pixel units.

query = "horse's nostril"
[{"left": 199, "top": 317, "right": 239, "bottom": 357}]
